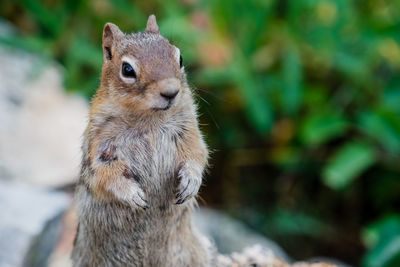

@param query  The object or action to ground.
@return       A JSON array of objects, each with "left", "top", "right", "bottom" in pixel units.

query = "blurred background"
[{"left": 1, "top": 0, "right": 400, "bottom": 266}]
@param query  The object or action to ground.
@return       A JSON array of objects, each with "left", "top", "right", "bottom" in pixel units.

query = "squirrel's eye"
[
  {"left": 179, "top": 55, "right": 183, "bottom": 68},
  {"left": 122, "top": 62, "right": 136, "bottom": 78}
]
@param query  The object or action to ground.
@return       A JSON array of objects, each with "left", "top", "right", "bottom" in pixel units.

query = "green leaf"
[
  {"left": 68, "top": 37, "right": 102, "bottom": 67},
  {"left": 21, "top": 0, "right": 65, "bottom": 37},
  {"left": 322, "top": 142, "right": 376, "bottom": 189},
  {"left": 300, "top": 112, "right": 349, "bottom": 145},
  {"left": 383, "top": 90, "right": 400, "bottom": 114},
  {"left": 282, "top": 46, "right": 303, "bottom": 115},
  {"left": 231, "top": 52, "right": 273, "bottom": 134},
  {"left": 333, "top": 50, "right": 368, "bottom": 81},
  {"left": 358, "top": 111, "right": 400, "bottom": 154},
  {"left": 363, "top": 215, "right": 400, "bottom": 267}
]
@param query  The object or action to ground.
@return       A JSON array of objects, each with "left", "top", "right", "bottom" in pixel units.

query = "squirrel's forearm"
[
  {"left": 85, "top": 137, "right": 120, "bottom": 198},
  {"left": 84, "top": 137, "right": 142, "bottom": 203},
  {"left": 177, "top": 123, "right": 208, "bottom": 174},
  {"left": 174, "top": 123, "right": 208, "bottom": 204}
]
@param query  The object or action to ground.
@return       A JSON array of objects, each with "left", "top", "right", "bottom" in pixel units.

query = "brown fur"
[{"left": 72, "top": 15, "right": 211, "bottom": 266}]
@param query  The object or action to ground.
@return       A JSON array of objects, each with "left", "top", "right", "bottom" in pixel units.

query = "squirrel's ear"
[
  {"left": 145, "top": 15, "right": 160, "bottom": 34},
  {"left": 102, "top": 23, "right": 123, "bottom": 61}
]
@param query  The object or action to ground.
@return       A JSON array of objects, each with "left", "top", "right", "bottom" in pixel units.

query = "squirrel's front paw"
[
  {"left": 120, "top": 169, "right": 149, "bottom": 209},
  {"left": 102, "top": 168, "right": 149, "bottom": 210},
  {"left": 175, "top": 162, "right": 203, "bottom": 204},
  {"left": 126, "top": 182, "right": 149, "bottom": 210}
]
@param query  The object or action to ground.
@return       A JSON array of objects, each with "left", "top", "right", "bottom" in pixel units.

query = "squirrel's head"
[{"left": 99, "top": 15, "right": 189, "bottom": 115}]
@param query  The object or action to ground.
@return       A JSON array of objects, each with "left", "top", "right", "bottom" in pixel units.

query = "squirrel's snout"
[
  {"left": 158, "top": 78, "right": 180, "bottom": 101},
  {"left": 160, "top": 90, "right": 179, "bottom": 100}
]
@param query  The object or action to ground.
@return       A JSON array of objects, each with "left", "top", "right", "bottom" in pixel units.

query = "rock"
[
  {"left": 192, "top": 208, "right": 290, "bottom": 261},
  {"left": 0, "top": 180, "right": 70, "bottom": 267},
  {"left": 215, "top": 244, "right": 281, "bottom": 266},
  {"left": 215, "top": 244, "right": 340, "bottom": 266},
  {"left": 0, "top": 44, "right": 88, "bottom": 187},
  {"left": 193, "top": 209, "right": 344, "bottom": 266}
]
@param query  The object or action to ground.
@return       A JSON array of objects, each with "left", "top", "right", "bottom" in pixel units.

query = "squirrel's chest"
[{"left": 117, "top": 128, "right": 180, "bottom": 177}]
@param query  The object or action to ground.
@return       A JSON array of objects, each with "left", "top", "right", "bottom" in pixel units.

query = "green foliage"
[
  {"left": 300, "top": 112, "right": 349, "bottom": 146},
  {"left": 1, "top": 0, "right": 400, "bottom": 265},
  {"left": 358, "top": 111, "right": 400, "bottom": 154},
  {"left": 363, "top": 215, "right": 400, "bottom": 267},
  {"left": 322, "top": 142, "right": 376, "bottom": 189}
]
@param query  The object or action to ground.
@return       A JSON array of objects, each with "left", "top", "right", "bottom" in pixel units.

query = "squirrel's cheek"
[{"left": 140, "top": 91, "right": 159, "bottom": 110}]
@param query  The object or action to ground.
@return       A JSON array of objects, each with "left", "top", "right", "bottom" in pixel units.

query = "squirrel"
[{"left": 71, "top": 15, "right": 211, "bottom": 266}]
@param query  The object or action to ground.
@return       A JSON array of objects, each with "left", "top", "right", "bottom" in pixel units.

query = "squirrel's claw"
[
  {"left": 132, "top": 196, "right": 148, "bottom": 210},
  {"left": 175, "top": 166, "right": 201, "bottom": 205},
  {"left": 126, "top": 183, "right": 149, "bottom": 210}
]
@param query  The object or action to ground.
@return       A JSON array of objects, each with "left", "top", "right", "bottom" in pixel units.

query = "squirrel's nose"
[{"left": 160, "top": 90, "right": 179, "bottom": 100}]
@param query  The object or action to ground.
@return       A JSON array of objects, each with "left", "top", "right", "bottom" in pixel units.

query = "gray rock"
[
  {"left": 193, "top": 208, "right": 290, "bottom": 262},
  {"left": 0, "top": 180, "right": 70, "bottom": 267},
  {"left": 0, "top": 42, "right": 88, "bottom": 188}
]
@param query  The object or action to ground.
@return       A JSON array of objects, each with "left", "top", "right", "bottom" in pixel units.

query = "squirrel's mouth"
[{"left": 153, "top": 102, "right": 172, "bottom": 111}]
